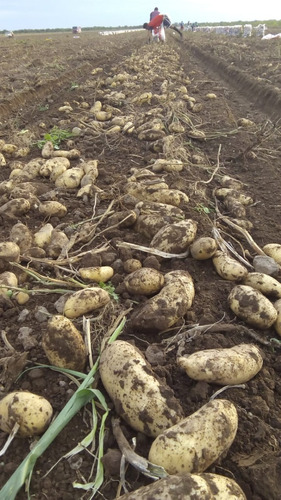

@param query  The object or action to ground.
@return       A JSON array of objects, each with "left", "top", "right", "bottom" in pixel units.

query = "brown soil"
[{"left": 0, "top": 29, "right": 281, "bottom": 500}]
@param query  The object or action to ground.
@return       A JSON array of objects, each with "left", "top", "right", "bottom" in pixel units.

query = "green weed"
[{"left": 35, "top": 126, "right": 74, "bottom": 150}]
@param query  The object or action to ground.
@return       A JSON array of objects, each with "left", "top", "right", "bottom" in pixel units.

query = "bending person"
[{"left": 143, "top": 14, "right": 183, "bottom": 42}]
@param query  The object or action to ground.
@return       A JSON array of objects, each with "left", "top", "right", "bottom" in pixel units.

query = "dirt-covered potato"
[
  {"left": 46, "top": 230, "right": 69, "bottom": 258},
  {"left": 33, "top": 223, "right": 54, "bottom": 248},
  {"left": 9, "top": 222, "right": 33, "bottom": 253},
  {"left": 212, "top": 251, "right": 248, "bottom": 281},
  {"left": 190, "top": 237, "right": 218, "bottom": 260},
  {"left": 55, "top": 167, "right": 84, "bottom": 188},
  {"left": 99, "top": 340, "right": 184, "bottom": 437},
  {"left": 135, "top": 201, "right": 185, "bottom": 220},
  {"left": 123, "top": 259, "right": 142, "bottom": 273},
  {"left": 0, "top": 241, "right": 20, "bottom": 271},
  {"left": 63, "top": 287, "right": 110, "bottom": 318},
  {"left": 119, "top": 472, "right": 246, "bottom": 499},
  {"left": 0, "top": 198, "right": 31, "bottom": 217},
  {"left": 0, "top": 271, "right": 18, "bottom": 296},
  {"left": 150, "top": 219, "right": 197, "bottom": 254},
  {"left": 42, "top": 315, "right": 87, "bottom": 371},
  {"left": 243, "top": 272, "right": 281, "bottom": 299},
  {"left": 273, "top": 299, "right": 281, "bottom": 336},
  {"left": 178, "top": 344, "right": 263, "bottom": 385},
  {"left": 228, "top": 284, "right": 277, "bottom": 329},
  {"left": 39, "top": 201, "right": 67, "bottom": 218},
  {"left": 148, "top": 399, "right": 238, "bottom": 474},
  {"left": 134, "top": 214, "right": 167, "bottom": 239},
  {"left": 0, "top": 391, "right": 53, "bottom": 437},
  {"left": 124, "top": 268, "right": 164, "bottom": 295},
  {"left": 131, "top": 270, "right": 195, "bottom": 332},
  {"left": 263, "top": 243, "right": 281, "bottom": 265},
  {"left": 79, "top": 266, "right": 114, "bottom": 283}
]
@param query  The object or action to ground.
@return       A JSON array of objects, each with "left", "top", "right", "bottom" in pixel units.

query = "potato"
[
  {"left": 148, "top": 399, "right": 238, "bottom": 474},
  {"left": 124, "top": 268, "right": 164, "bottom": 295},
  {"left": 79, "top": 266, "right": 114, "bottom": 283},
  {"left": 10, "top": 222, "right": 33, "bottom": 253},
  {"left": 40, "top": 157, "right": 70, "bottom": 177},
  {"left": 273, "top": 299, "right": 281, "bottom": 336},
  {"left": 178, "top": 343, "right": 263, "bottom": 385},
  {"left": 0, "top": 271, "right": 18, "bottom": 296},
  {"left": 131, "top": 270, "right": 194, "bottom": 332},
  {"left": 134, "top": 214, "right": 167, "bottom": 239},
  {"left": 34, "top": 223, "right": 54, "bottom": 248},
  {"left": 42, "top": 141, "right": 54, "bottom": 159},
  {"left": 123, "top": 259, "right": 142, "bottom": 273},
  {"left": 0, "top": 242, "right": 20, "bottom": 270},
  {"left": 39, "top": 201, "right": 67, "bottom": 218},
  {"left": 190, "top": 237, "right": 217, "bottom": 260},
  {"left": 150, "top": 219, "right": 197, "bottom": 254},
  {"left": 0, "top": 391, "right": 53, "bottom": 437},
  {"left": 99, "top": 340, "right": 184, "bottom": 437},
  {"left": 135, "top": 201, "right": 185, "bottom": 220},
  {"left": 228, "top": 284, "right": 277, "bottom": 329},
  {"left": 221, "top": 175, "right": 244, "bottom": 190},
  {"left": 243, "top": 272, "right": 281, "bottom": 299},
  {"left": 53, "top": 149, "right": 80, "bottom": 160},
  {"left": 263, "top": 243, "right": 281, "bottom": 265},
  {"left": 63, "top": 287, "right": 110, "bottom": 318},
  {"left": 42, "top": 315, "right": 87, "bottom": 371},
  {"left": 55, "top": 167, "right": 84, "bottom": 188},
  {"left": 151, "top": 159, "right": 183, "bottom": 173},
  {"left": 212, "top": 251, "right": 248, "bottom": 281},
  {"left": 119, "top": 472, "right": 246, "bottom": 499},
  {"left": 0, "top": 198, "right": 31, "bottom": 216},
  {"left": 46, "top": 230, "right": 69, "bottom": 258}
]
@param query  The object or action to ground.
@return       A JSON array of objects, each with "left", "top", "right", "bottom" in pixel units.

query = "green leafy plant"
[
  {"left": 35, "top": 126, "right": 74, "bottom": 150},
  {"left": 38, "top": 104, "right": 49, "bottom": 112},
  {"left": 99, "top": 281, "right": 119, "bottom": 302},
  {"left": 70, "top": 82, "right": 79, "bottom": 90},
  {"left": 194, "top": 203, "right": 215, "bottom": 214}
]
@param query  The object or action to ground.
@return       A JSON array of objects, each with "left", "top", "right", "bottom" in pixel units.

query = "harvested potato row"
[
  {"left": 212, "top": 251, "right": 248, "bottom": 281},
  {"left": 131, "top": 270, "right": 195, "bottom": 332},
  {"left": 228, "top": 284, "right": 277, "bottom": 329},
  {"left": 42, "top": 315, "right": 87, "bottom": 371},
  {"left": 119, "top": 472, "right": 246, "bottom": 499},
  {"left": 148, "top": 399, "right": 238, "bottom": 474},
  {"left": 178, "top": 344, "right": 263, "bottom": 385},
  {"left": 0, "top": 391, "right": 53, "bottom": 437},
  {"left": 99, "top": 340, "right": 184, "bottom": 437}
]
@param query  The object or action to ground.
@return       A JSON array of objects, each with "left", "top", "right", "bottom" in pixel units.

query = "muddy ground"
[{"left": 0, "top": 29, "right": 281, "bottom": 499}]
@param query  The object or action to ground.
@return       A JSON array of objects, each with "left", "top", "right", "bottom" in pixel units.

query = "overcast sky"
[{"left": 1, "top": 0, "right": 280, "bottom": 30}]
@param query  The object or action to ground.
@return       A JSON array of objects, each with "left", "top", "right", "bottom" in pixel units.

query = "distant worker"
[
  {"left": 150, "top": 7, "right": 159, "bottom": 21},
  {"left": 180, "top": 21, "right": 184, "bottom": 31},
  {"left": 143, "top": 14, "right": 183, "bottom": 42}
]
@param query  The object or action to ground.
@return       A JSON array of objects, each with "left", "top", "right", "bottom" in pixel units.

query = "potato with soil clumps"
[
  {"left": 178, "top": 344, "right": 263, "bottom": 385},
  {"left": 42, "top": 315, "right": 87, "bottom": 371},
  {"left": 0, "top": 391, "right": 53, "bottom": 437},
  {"left": 131, "top": 270, "right": 195, "bottom": 332},
  {"left": 228, "top": 284, "right": 277, "bottom": 329},
  {"left": 148, "top": 399, "right": 238, "bottom": 474},
  {"left": 150, "top": 219, "right": 197, "bottom": 254},
  {"left": 119, "top": 472, "right": 246, "bottom": 499},
  {"left": 124, "top": 267, "right": 164, "bottom": 295},
  {"left": 64, "top": 287, "right": 110, "bottom": 319},
  {"left": 0, "top": 242, "right": 20, "bottom": 271},
  {"left": 190, "top": 237, "right": 217, "bottom": 260},
  {"left": 243, "top": 272, "right": 281, "bottom": 299},
  {"left": 99, "top": 340, "right": 184, "bottom": 437},
  {"left": 212, "top": 251, "right": 248, "bottom": 281},
  {"left": 263, "top": 243, "right": 281, "bottom": 265}
]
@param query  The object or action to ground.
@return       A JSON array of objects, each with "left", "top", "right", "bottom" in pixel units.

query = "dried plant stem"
[{"left": 116, "top": 241, "right": 189, "bottom": 259}]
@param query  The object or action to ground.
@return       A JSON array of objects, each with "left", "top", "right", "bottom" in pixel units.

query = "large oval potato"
[
  {"left": 148, "top": 399, "right": 238, "bottom": 474},
  {"left": 79, "top": 266, "right": 114, "bottom": 283},
  {"left": 213, "top": 251, "right": 248, "bottom": 281},
  {"left": 119, "top": 472, "right": 246, "bottom": 499},
  {"left": 42, "top": 315, "right": 87, "bottom": 371},
  {"left": 131, "top": 270, "right": 195, "bottom": 332},
  {"left": 150, "top": 219, "right": 197, "bottom": 254},
  {"left": 124, "top": 267, "right": 164, "bottom": 295},
  {"left": 0, "top": 391, "right": 53, "bottom": 437},
  {"left": 99, "top": 340, "right": 184, "bottom": 437},
  {"left": 228, "top": 284, "right": 277, "bottom": 329},
  {"left": 178, "top": 344, "right": 263, "bottom": 385},
  {"left": 63, "top": 287, "right": 110, "bottom": 318},
  {"left": 243, "top": 272, "right": 281, "bottom": 299}
]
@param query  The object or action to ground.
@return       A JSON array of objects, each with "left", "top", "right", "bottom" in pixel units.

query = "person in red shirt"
[{"left": 143, "top": 14, "right": 182, "bottom": 41}]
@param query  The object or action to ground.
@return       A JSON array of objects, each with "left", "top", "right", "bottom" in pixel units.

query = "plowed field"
[{"left": 0, "top": 29, "right": 281, "bottom": 499}]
